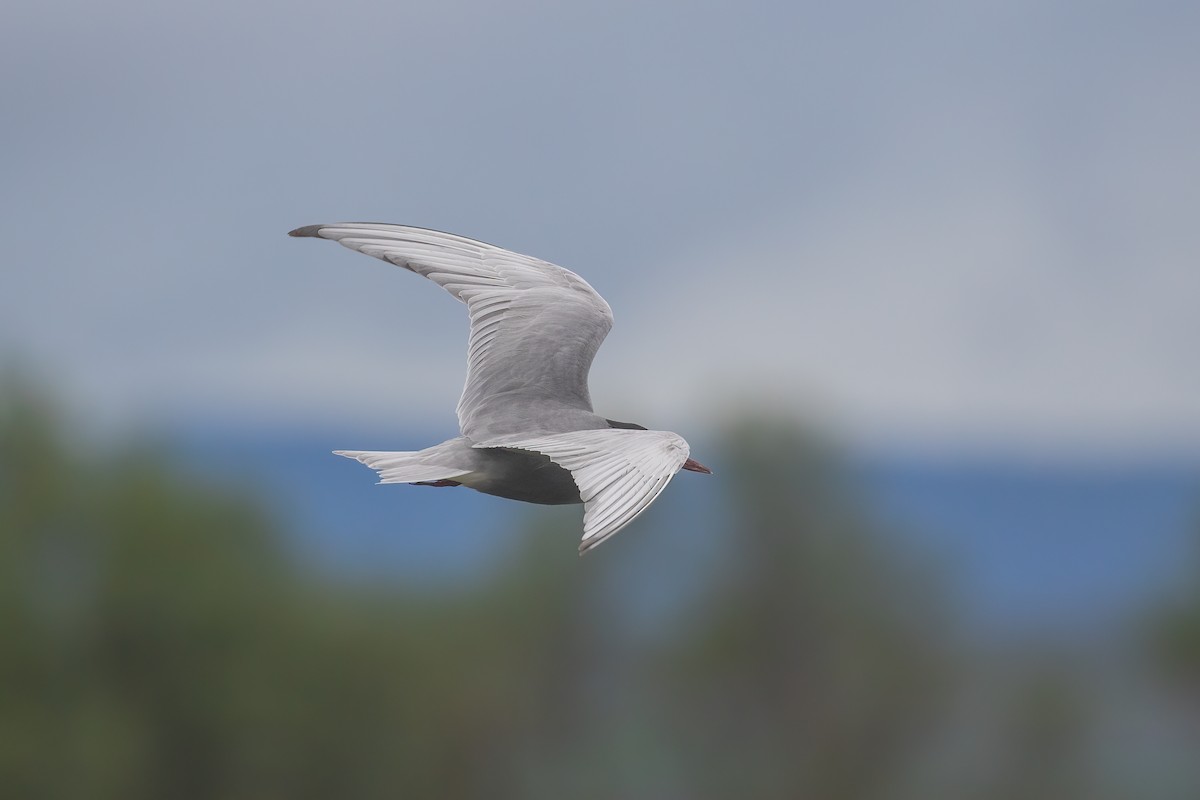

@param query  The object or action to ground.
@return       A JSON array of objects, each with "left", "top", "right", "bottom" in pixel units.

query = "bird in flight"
[{"left": 290, "top": 223, "right": 711, "bottom": 553}]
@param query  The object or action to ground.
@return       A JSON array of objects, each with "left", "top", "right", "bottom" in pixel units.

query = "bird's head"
[{"left": 606, "top": 418, "right": 713, "bottom": 475}]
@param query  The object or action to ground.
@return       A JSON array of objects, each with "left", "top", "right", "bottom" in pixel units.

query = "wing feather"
[
  {"left": 290, "top": 223, "right": 614, "bottom": 440},
  {"left": 478, "top": 429, "right": 691, "bottom": 552}
]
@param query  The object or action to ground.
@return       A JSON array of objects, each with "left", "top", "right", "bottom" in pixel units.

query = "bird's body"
[
  {"left": 290, "top": 223, "right": 710, "bottom": 552},
  {"left": 426, "top": 440, "right": 582, "bottom": 505}
]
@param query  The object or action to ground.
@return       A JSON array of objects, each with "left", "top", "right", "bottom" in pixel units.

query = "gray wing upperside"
[{"left": 290, "top": 224, "right": 614, "bottom": 440}]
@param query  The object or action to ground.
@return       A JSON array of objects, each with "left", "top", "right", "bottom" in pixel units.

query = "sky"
[{"left": 3, "top": 0, "right": 1198, "bottom": 455}]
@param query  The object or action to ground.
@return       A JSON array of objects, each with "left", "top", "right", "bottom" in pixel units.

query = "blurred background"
[{"left": 3, "top": 0, "right": 1199, "bottom": 797}]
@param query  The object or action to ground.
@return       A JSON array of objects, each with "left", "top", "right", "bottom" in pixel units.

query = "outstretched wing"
[
  {"left": 479, "top": 429, "right": 691, "bottom": 552},
  {"left": 290, "top": 224, "right": 614, "bottom": 441}
]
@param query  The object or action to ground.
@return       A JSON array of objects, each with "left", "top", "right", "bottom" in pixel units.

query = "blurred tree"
[
  {"left": 1154, "top": 604, "right": 1200, "bottom": 697},
  {"left": 1149, "top": 517, "right": 1200, "bottom": 700},
  {"left": 0, "top": 374, "right": 523, "bottom": 799},
  {"left": 974, "top": 661, "right": 1089, "bottom": 800},
  {"left": 657, "top": 418, "right": 952, "bottom": 800},
  {"left": 0, "top": 372, "right": 648, "bottom": 799},
  {"left": 8, "top": 374, "right": 1140, "bottom": 799}
]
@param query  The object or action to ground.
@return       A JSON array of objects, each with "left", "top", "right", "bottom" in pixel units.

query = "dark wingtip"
[{"left": 288, "top": 225, "right": 325, "bottom": 238}]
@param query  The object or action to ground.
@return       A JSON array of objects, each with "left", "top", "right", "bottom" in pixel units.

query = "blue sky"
[{"left": 3, "top": 0, "right": 1198, "bottom": 455}]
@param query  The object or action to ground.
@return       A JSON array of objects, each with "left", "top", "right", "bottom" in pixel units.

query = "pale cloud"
[{"left": 613, "top": 100, "right": 1200, "bottom": 453}]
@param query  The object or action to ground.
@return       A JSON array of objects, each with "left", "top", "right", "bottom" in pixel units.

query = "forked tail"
[{"left": 334, "top": 445, "right": 473, "bottom": 485}]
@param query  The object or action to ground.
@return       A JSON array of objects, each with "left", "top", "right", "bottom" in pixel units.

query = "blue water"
[
  {"left": 174, "top": 426, "right": 1200, "bottom": 636},
  {"left": 856, "top": 455, "right": 1200, "bottom": 636}
]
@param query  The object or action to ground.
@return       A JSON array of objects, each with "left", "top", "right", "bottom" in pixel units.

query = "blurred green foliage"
[
  {"left": 1150, "top": 531, "right": 1200, "bottom": 697},
  {"left": 2, "top": 376, "right": 1198, "bottom": 799}
]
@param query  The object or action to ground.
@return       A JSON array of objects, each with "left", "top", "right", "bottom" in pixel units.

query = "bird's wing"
[
  {"left": 290, "top": 224, "right": 614, "bottom": 441},
  {"left": 478, "top": 429, "right": 690, "bottom": 552}
]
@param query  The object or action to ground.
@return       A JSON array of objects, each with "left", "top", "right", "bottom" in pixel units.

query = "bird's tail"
[{"left": 335, "top": 442, "right": 474, "bottom": 485}]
